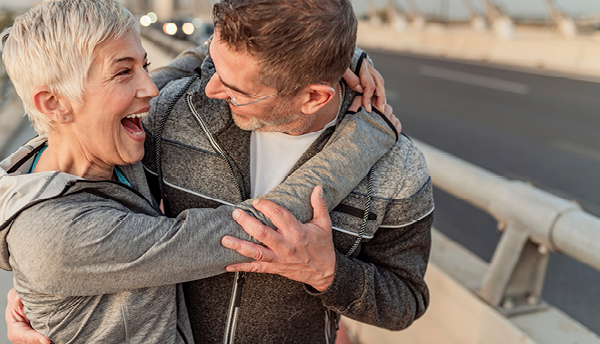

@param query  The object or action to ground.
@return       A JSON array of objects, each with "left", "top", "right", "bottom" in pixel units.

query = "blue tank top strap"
[
  {"left": 114, "top": 166, "right": 131, "bottom": 187},
  {"left": 29, "top": 145, "right": 48, "bottom": 173},
  {"left": 29, "top": 145, "right": 131, "bottom": 187}
]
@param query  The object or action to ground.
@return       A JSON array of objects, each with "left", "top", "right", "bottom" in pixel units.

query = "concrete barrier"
[
  {"left": 357, "top": 22, "right": 600, "bottom": 80},
  {"left": 342, "top": 229, "right": 600, "bottom": 344}
]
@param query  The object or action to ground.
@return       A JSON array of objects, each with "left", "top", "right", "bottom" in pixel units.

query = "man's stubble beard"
[{"left": 230, "top": 100, "right": 315, "bottom": 135}]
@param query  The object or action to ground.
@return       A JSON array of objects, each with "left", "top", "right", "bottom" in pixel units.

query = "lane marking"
[
  {"left": 555, "top": 140, "right": 600, "bottom": 163},
  {"left": 418, "top": 65, "right": 531, "bottom": 95}
]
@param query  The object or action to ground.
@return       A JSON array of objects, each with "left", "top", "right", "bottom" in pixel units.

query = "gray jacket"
[
  {"left": 143, "top": 47, "right": 434, "bottom": 344},
  {"left": 0, "top": 112, "right": 395, "bottom": 344}
]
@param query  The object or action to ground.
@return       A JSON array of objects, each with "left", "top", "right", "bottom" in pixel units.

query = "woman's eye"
[
  {"left": 143, "top": 62, "right": 151, "bottom": 71},
  {"left": 116, "top": 69, "right": 132, "bottom": 77}
]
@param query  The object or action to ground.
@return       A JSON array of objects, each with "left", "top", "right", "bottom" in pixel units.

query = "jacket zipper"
[
  {"left": 186, "top": 94, "right": 246, "bottom": 344},
  {"left": 186, "top": 94, "right": 244, "bottom": 200}
]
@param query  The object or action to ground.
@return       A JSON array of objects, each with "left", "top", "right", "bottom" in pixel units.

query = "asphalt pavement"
[{"left": 363, "top": 48, "right": 600, "bottom": 335}]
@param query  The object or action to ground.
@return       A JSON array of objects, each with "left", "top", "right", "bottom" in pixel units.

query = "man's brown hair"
[{"left": 213, "top": 0, "right": 357, "bottom": 94}]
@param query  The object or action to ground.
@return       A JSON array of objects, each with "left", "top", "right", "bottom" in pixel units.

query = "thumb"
[{"left": 310, "top": 185, "right": 332, "bottom": 230}]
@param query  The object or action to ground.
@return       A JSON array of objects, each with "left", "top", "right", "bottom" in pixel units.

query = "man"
[{"left": 142, "top": 0, "right": 434, "bottom": 343}]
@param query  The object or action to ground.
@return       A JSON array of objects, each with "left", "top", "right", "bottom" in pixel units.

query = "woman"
[{"left": 0, "top": 0, "right": 398, "bottom": 343}]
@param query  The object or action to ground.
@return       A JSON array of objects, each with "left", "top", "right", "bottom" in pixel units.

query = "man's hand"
[
  {"left": 222, "top": 186, "right": 336, "bottom": 292},
  {"left": 6, "top": 288, "right": 50, "bottom": 344},
  {"left": 343, "top": 62, "right": 385, "bottom": 113}
]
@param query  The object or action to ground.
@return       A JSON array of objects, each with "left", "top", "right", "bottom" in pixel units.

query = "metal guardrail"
[{"left": 414, "top": 138, "right": 600, "bottom": 315}]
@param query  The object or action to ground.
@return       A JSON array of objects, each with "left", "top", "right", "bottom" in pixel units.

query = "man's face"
[{"left": 205, "top": 31, "right": 316, "bottom": 135}]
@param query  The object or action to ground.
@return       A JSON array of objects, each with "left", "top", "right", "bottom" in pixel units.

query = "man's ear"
[
  {"left": 300, "top": 83, "right": 336, "bottom": 115},
  {"left": 32, "top": 86, "right": 73, "bottom": 123}
]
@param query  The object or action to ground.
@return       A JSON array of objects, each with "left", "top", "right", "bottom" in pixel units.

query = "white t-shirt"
[{"left": 250, "top": 117, "right": 338, "bottom": 197}]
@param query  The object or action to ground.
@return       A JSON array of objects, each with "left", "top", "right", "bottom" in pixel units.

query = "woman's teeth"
[{"left": 126, "top": 112, "right": 149, "bottom": 119}]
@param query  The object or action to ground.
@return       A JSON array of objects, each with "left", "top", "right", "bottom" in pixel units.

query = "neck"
[
  {"left": 301, "top": 83, "right": 343, "bottom": 134},
  {"left": 34, "top": 134, "right": 114, "bottom": 181}
]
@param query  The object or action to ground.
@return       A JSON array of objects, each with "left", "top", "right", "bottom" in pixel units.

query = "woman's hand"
[
  {"left": 342, "top": 63, "right": 401, "bottom": 135},
  {"left": 343, "top": 62, "right": 385, "bottom": 113},
  {"left": 6, "top": 288, "right": 51, "bottom": 344}
]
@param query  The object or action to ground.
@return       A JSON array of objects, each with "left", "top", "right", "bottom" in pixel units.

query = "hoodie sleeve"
[
  {"left": 150, "top": 43, "right": 208, "bottom": 91},
  {"left": 8, "top": 196, "right": 248, "bottom": 296},
  {"left": 236, "top": 104, "right": 397, "bottom": 227}
]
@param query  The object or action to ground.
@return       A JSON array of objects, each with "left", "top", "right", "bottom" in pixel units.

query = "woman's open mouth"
[
  {"left": 121, "top": 112, "right": 147, "bottom": 135},
  {"left": 121, "top": 112, "right": 148, "bottom": 141}
]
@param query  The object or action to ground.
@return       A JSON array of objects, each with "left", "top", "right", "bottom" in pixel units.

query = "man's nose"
[{"left": 205, "top": 73, "right": 229, "bottom": 100}]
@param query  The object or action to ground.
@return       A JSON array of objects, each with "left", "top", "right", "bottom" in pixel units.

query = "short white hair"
[{"left": 1, "top": 0, "right": 139, "bottom": 135}]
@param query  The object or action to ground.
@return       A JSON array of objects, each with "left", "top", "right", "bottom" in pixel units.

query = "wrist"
[{"left": 312, "top": 252, "right": 336, "bottom": 292}]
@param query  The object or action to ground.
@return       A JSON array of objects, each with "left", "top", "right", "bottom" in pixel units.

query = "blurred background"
[{"left": 1, "top": 0, "right": 600, "bottom": 343}]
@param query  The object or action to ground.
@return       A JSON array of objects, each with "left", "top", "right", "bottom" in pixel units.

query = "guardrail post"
[{"left": 479, "top": 224, "right": 549, "bottom": 315}]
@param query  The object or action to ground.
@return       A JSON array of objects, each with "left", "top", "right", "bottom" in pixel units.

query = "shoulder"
[
  {"left": 369, "top": 134, "right": 434, "bottom": 226},
  {"left": 372, "top": 134, "right": 430, "bottom": 199}
]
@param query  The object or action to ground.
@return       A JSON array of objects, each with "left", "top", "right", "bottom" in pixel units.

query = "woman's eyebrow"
[{"left": 113, "top": 53, "right": 148, "bottom": 64}]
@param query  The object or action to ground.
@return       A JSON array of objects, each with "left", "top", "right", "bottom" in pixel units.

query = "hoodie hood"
[{"left": 0, "top": 136, "right": 81, "bottom": 270}]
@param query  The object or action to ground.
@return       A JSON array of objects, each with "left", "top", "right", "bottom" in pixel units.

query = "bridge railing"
[{"left": 414, "top": 138, "right": 600, "bottom": 315}]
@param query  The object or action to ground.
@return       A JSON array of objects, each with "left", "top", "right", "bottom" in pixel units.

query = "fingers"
[
  {"left": 7, "top": 288, "right": 21, "bottom": 307},
  {"left": 358, "top": 62, "right": 376, "bottom": 112},
  {"left": 369, "top": 64, "right": 386, "bottom": 109},
  {"left": 225, "top": 262, "right": 268, "bottom": 273},
  {"left": 342, "top": 68, "right": 364, "bottom": 93},
  {"left": 232, "top": 209, "right": 281, "bottom": 248},
  {"left": 348, "top": 96, "right": 363, "bottom": 112},
  {"left": 8, "top": 323, "right": 51, "bottom": 344},
  {"left": 309, "top": 186, "right": 332, "bottom": 231},
  {"left": 382, "top": 103, "right": 402, "bottom": 134},
  {"left": 249, "top": 198, "right": 301, "bottom": 234},
  {"left": 6, "top": 289, "right": 50, "bottom": 344},
  {"left": 221, "top": 235, "right": 274, "bottom": 262}
]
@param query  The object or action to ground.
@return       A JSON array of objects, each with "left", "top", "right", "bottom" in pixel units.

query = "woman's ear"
[
  {"left": 32, "top": 86, "right": 73, "bottom": 123},
  {"left": 300, "top": 83, "right": 335, "bottom": 115}
]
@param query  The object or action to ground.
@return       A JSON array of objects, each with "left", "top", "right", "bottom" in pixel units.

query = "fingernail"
[
  {"left": 40, "top": 339, "right": 47, "bottom": 344},
  {"left": 317, "top": 185, "right": 324, "bottom": 199},
  {"left": 367, "top": 104, "right": 372, "bottom": 112},
  {"left": 222, "top": 237, "right": 232, "bottom": 247},
  {"left": 356, "top": 84, "right": 364, "bottom": 93},
  {"left": 252, "top": 198, "right": 261, "bottom": 206},
  {"left": 232, "top": 209, "right": 241, "bottom": 220},
  {"left": 226, "top": 266, "right": 236, "bottom": 272}
]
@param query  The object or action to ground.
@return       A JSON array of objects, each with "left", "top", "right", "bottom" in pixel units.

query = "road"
[{"left": 364, "top": 48, "right": 600, "bottom": 334}]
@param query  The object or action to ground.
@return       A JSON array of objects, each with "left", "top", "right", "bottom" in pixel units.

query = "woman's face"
[{"left": 66, "top": 29, "right": 158, "bottom": 168}]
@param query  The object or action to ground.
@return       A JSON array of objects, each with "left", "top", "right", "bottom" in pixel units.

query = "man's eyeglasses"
[
  {"left": 222, "top": 86, "right": 283, "bottom": 107},
  {"left": 206, "top": 34, "right": 286, "bottom": 107}
]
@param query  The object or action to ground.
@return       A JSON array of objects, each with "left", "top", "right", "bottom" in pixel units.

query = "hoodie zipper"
[{"left": 186, "top": 94, "right": 246, "bottom": 344}]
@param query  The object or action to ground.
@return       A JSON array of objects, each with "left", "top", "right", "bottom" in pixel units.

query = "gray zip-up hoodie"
[
  {"left": 0, "top": 96, "right": 396, "bottom": 342},
  {"left": 143, "top": 46, "right": 434, "bottom": 343}
]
